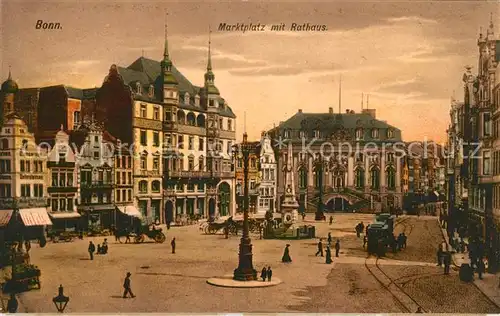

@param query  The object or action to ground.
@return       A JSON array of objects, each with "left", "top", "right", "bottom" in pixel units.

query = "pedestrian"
[
  {"left": 267, "top": 266, "right": 272, "bottom": 281},
  {"left": 7, "top": 293, "right": 18, "bottom": 313},
  {"left": 327, "top": 232, "right": 332, "bottom": 246},
  {"left": 402, "top": 233, "right": 407, "bottom": 249},
  {"left": 436, "top": 245, "right": 443, "bottom": 267},
  {"left": 282, "top": 244, "right": 292, "bottom": 263},
  {"left": 391, "top": 235, "right": 397, "bottom": 253},
  {"left": 260, "top": 267, "right": 267, "bottom": 281},
  {"left": 329, "top": 216, "right": 333, "bottom": 225},
  {"left": 363, "top": 235, "right": 368, "bottom": 249},
  {"left": 355, "top": 223, "right": 361, "bottom": 238},
  {"left": 443, "top": 252, "right": 451, "bottom": 275},
  {"left": 360, "top": 222, "right": 365, "bottom": 234},
  {"left": 171, "top": 237, "right": 176, "bottom": 254},
  {"left": 125, "top": 230, "right": 131, "bottom": 244},
  {"left": 335, "top": 239, "right": 340, "bottom": 257},
  {"left": 88, "top": 241, "right": 96, "bottom": 260},
  {"left": 24, "top": 240, "right": 31, "bottom": 253},
  {"left": 97, "top": 244, "right": 102, "bottom": 254},
  {"left": 122, "top": 272, "right": 135, "bottom": 298},
  {"left": 315, "top": 239, "right": 324, "bottom": 257},
  {"left": 325, "top": 245, "right": 332, "bottom": 264},
  {"left": 397, "top": 233, "right": 403, "bottom": 250},
  {"left": 102, "top": 238, "right": 109, "bottom": 254},
  {"left": 477, "top": 258, "right": 485, "bottom": 280}
]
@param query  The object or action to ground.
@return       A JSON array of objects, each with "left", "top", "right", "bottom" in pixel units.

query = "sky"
[{"left": 1, "top": 0, "right": 499, "bottom": 143}]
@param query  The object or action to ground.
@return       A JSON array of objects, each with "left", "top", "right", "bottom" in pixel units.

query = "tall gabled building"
[{"left": 96, "top": 25, "right": 236, "bottom": 223}]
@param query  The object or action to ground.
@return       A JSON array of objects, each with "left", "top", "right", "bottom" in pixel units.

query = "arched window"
[
  {"left": 186, "top": 112, "right": 196, "bottom": 126},
  {"left": 387, "top": 129, "right": 394, "bottom": 139},
  {"left": 177, "top": 110, "right": 186, "bottom": 124},
  {"left": 151, "top": 180, "right": 161, "bottom": 193},
  {"left": 355, "top": 168, "right": 364, "bottom": 189},
  {"left": 139, "top": 180, "right": 148, "bottom": 193},
  {"left": 371, "top": 129, "right": 379, "bottom": 139},
  {"left": 198, "top": 156, "right": 204, "bottom": 171},
  {"left": 196, "top": 114, "right": 206, "bottom": 127},
  {"left": 355, "top": 128, "right": 364, "bottom": 140},
  {"left": 1, "top": 138, "right": 8, "bottom": 150},
  {"left": 387, "top": 167, "right": 396, "bottom": 190},
  {"left": 370, "top": 167, "right": 380, "bottom": 190},
  {"left": 298, "top": 168, "right": 308, "bottom": 188}
]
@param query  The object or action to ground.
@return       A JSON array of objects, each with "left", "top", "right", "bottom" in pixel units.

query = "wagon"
[{"left": 116, "top": 225, "right": 166, "bottom": 244}]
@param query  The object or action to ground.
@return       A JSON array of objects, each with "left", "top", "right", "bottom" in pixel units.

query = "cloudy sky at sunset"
[{"left": 1, "top": 0, "right": 499, "bottom": 142}]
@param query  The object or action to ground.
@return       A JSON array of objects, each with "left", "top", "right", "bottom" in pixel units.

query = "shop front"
[
  {"left": 48, "top": 210, "right": 82, "bottom": 232},
  {"left": 78, "top": 204, "right": 116, "bottom": 232}
]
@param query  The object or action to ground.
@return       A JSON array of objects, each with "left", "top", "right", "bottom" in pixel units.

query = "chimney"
[
  {"left": 329, "top": 107, "right": 333, "bottom": 114},
  {"left": 362, "top": 109, "right": 376, "bottom": 119},
  {"left": 298, "top": 109, "right": 302, "bottom": 113}
]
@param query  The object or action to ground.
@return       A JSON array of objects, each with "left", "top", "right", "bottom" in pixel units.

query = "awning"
[
  {"left": 0, "top": 210, "right": 13, "bottom": 227},
  {"left": 19, "top": 208, "right": 52, "bottom": 226},
  {"left": 49, "top": 212, "right": 81, "bottom": 219},
  {"left": 118, "top": 206, "right": 143, "bottom": 218}
]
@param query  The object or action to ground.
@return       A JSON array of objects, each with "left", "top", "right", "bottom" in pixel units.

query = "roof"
[{"left": 117, "top": 57, "right": 236, "bottom": 118}]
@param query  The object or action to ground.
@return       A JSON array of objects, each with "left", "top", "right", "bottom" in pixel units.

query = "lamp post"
[
  {"left": 233, "top": 133, "right": 257, "bottom": 281},
  {"left": 314, "top": 156, "right": 324, "bottom": 220},
  {"left": 52, "top": 284, "right": 69, "bottom": 313}
]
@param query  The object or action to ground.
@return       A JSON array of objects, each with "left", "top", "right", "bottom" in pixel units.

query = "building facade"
[
  {"left": 95, "top": 27, "right": 236, "bottom": 223},
  {"left": 46, "top": 128, "right": 80, "bottom": 230},
  {"left": 268, "top": 107, "right": 403, "bottom": 214},
  {"left": 234, "top": 138, "right": 260, "bottom": 214},
  {"left": 257, "top": 133, "right": 277, "bottom": 215},
  {"left": 0, "top": 113, "right": 52, "bottom": 238}
]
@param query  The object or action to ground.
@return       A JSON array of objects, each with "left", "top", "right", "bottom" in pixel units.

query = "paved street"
[{"left": 9, "top": 214, "right": 500, "bottom": 313}]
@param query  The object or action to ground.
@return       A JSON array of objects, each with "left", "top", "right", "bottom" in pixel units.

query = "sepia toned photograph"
[{"left": 0, "top": 0, "right": 499, "bottom": 313}]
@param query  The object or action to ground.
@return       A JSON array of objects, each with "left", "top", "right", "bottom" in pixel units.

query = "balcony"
[
  {"left": 137, "top": 170, "right": 161, "bottom": 177},
  {"left": 80, "top": 181, "right": 114, "bottom": 189},
  {"left": 0, "top": 197, "right": 48, "bottom": 209},
  {"left": 163, "top": 121, "right": 178, "bottom": 131},
  {"left": 177, "top": 124, "right": 206, "bottom": 136},
  {"left": 48, "top": 186, "right": 78, "bottom": 193},
  {"left": 167, "top": 170, "right": 212, "bottom": 178}
]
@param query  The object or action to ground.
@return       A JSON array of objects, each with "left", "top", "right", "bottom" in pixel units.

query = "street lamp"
[
  {"left": 232, "top": 133, "right": 257, "bottom": 281},
  {"left": 314, "top": 155, "right": 324, "bottom": 220},
  {"left": 52, "top": 284, "right": 69, "bottom": 313}
]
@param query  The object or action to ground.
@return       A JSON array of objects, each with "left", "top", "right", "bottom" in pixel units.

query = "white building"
[{"left": 257, "top": 133, "right": 277, "bottom": 215}]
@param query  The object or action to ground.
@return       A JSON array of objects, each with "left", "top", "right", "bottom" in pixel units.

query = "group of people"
[
  {"left": 315, "top": 233, "right": 341, "bottom": 264},
  {"left": 260, "top": 266, "right": 273, "bottom": 281},
  {"left": 437, "top": 242, "right": 453, "bottom": 275},
  {"left": 390, "top": 233, "right": 407, "bottom": 253},
  {"left": 355, "top": 222, "right": 365, "bottom": 238},
  {"left": 88, "top": 239, "right": 109, "bottom": 259}
]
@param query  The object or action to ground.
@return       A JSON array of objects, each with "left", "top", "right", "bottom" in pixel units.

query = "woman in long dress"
[
  {"left": 325, "top": 246, "right": 333, "bottom": 264},
  {"left": 282, "top": 244, "right": 292, "bottom": 263}
]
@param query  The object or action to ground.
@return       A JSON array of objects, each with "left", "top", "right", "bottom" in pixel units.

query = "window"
[
  {"left": 387, "top": 152, "right": 395, "bottom": 163},
  {"left": 0, "top": 139, "right": 8, "bottom": 149},
  {"left": 197, "top": 183, "right": 205, "bottom": 192},
  {"left": 117, "top": 172, "right": 121, "bottom": 185},
  {"left": 483, "top": 151, "right": 491, "bottom": 175},
  {"left": 93, "top": 151, "right": 99, "bottom": 159},
  {"left": 299, "top": 168, "right": 307, "bottom": 188},
  {"left": 387, "top": 167, "right": 396, "bottom": 190},
  {"left": 52, "top": 198, "right": 58, "bottom": 212},
  {"left": 371, "top": 129, "right": 379, "bottom": 139},
  {"left": 140, "top": 130, "right": 147, "bottom": 146},
  {"left": 0, "top": 160, "right": 11, "bottom": 173},
  {"left": 199, "top": 138, "right": 204, "bottom": 151},
  {"left": 356, "top": 128, "right": 364, "bottom": 140},
  {"left": 187, "top": 183, "right": 195, "bottom": 192},
  {"left": 198, "top": 156, "right": 204, "bottom": 171},
  {"left": 356, "top": 152, "right": 364, "bottom": 163},
  {"left": 20, "top": 160, "right": 25, "bottom": 172},
  {"left": 140, "top": 155, "right": 147, "bottom": 169},
  {"left": 188, "top": 157, "right": 194, "bottom": 171},
  {"left": 127, "top": 190, "right": 132, "bottom": 201},
  {"left": 228, "top": 119, "right": 232, "bottom": 131},
  {"left": 153, "top": 106, "right": 160, "bottom": 120},
  {"left": 153, "top": 132, "right": 160, "bottom": 147},
  {"left": 165, "top": 110, "right": 172, "bottom": 122},
  {"left": 219, "top": 118, "right": 224, "bottom": 130},
  {"left": 284, "top": 130, "right": 290, "bottom": 138},
  {"left": 73, "top": 111, "right": 81, "bottom": 129},
  {"left": 116, "top": 190, "right": 121, "bottom": 202},
  {"left": 139, "top": 180, "right": 148, "bottom": 193},
  {"left": 178, "top": 135, "right": 184, "bottom": 149},
  {"left": 165, "top": 134, "right": 172, "bottom": 146},
  {"left": 60, "top": 198, "right": 66, "bottom": 211},
  {"left": 153, "top": 157, "right": 159, "bottom": 170},
  {"left": 387, "top": 129, "right": 394, "bottom": 139},
  {"left": 484, "top": 113, "right": 492, "bottom": 137},
  {"left": 60, "top": 173, "right": 66, "bottom": 187},
  {"left": 251, "top": 158, "right": 256, "bottom": 168},
  {"left": 189, "top": 136, "right": 194, "bottom": 150},
  {"left": 227, "top": 141, "right": 232, "bottom": 155},
  {"left": 149, "top": 85, "right": 155, "bottom": 97},
  {"left": 140, "top": 104, "right": 147, "bottom": 118},
  {"left": 355, "top": 168, "right": 365, "bottom": 188},
  {"left": 21, "top": 184, "right": 31, "bottom": 197},
  {"left": 370, "top": 168, "right": 380, "bottom": 189},
  {"left": 151, "top": 180, "right": 161, "bottom": 193}
]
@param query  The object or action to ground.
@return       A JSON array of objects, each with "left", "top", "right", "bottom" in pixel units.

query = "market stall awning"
[
  {"left": 19, "top": 208, "right": 53, "bottom": 226},
  {"left": 49, "top": 212, "right": 81, "bottom": 219},
  {"left": 118, "top": 206, "right": 143, "bottom": 218},
  {"left": 0, "top": 210, "right": 13, "bottom": 227}
]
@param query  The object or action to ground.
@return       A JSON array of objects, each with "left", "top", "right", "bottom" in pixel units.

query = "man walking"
[
  {"left": 329, "top": 216, "right": 333, "bottom": 225},
  {"left": 267, "top": 266, "right": 272, "bottom": 282},
  {"left": 443, "top": 251, "right": 451, "bottom": 275},
  {"left": 171, "top": 237, "right": 176, "bottom": 254},
  {"left": 123, "top": 272, "right": 135, "bottom": 298},
  {"left": 88, "top": 241, "right": 96, "bottom": 260},
  {"left": 315, "top": 239, "right": 324, "bottom": 257},
  {"left": 335, "top": 239, "right": 340, "bottom": 257},
  {"left": 437, "top": 245, "right": 443, "bottom": 267}
]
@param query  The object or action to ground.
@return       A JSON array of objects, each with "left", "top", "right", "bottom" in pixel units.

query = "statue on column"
[{"left": 281, "top": 142, "right": 299, "bottom": 230}]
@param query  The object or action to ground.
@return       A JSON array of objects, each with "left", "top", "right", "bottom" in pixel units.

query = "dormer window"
[
  {"left": 371, "top": 128, "right": 379, "bottom": 139},
  {"left": 299, "top": 131, "right": 305, "bottom": 139},
  {"left": 195, "top": 94, "right": 200, "bottom": 106},
  {"left": 136, "top": 82, "right": 142, "bottom": 94},
  {"left": 355, "top": 128, "right": 364, "bottom": 140},
  {"left": 284, "top": 129, "right": 290, "bottom": 138},
  {"left": 209, "top": 99, "right": 215, "bottom": 107},
  {"left": 184, "top": 92, "right": 190, "bottom": 104},
  {"left": 387, "top": 129, "right": 394, "bottom": 139},
  {"left": 149, "top": 85, "right": 154, "bottom": 97},
  {"left": 313, "top": 130, "right": 319, "bottom": 138}
]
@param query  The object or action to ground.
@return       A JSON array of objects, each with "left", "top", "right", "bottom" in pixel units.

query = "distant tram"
[{"left": 366, "top": 213, "right": 395, "bottom": 256}]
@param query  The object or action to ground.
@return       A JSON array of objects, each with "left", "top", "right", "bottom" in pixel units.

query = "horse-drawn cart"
[{"left": 116, "top": 225, "right": 166, "bottom": 244}]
